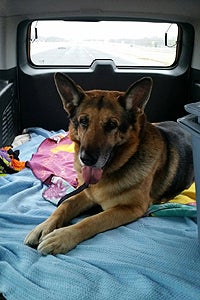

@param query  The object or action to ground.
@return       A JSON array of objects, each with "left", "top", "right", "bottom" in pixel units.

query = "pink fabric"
[
  {"left": 42, "top": 176, "right": 75, "bottom": 205},
  {"left": 27, "top": 133, "right": 77, "bottom": 187}
]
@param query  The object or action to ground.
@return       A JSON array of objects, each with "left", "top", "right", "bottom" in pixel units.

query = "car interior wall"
[
  {"left": 190, "top": 20, "right": 200, "bottom": 102},
  {"left": 0, "top": 16, "right": 20, "bottom": 147},
  {"left": 0, "top": 16, "right": 19, "bottom": 70},
  {"left": 1, "top": 0, "right": 200, "bottom": 21}
]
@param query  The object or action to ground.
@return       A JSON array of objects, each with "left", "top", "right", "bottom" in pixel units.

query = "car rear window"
[{"left": 29, "top": 20, "right": 179, "bottom": 68}]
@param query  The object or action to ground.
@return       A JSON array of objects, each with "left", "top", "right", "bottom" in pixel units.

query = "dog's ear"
[
  {"left": 54, "top": 73, "right": 85, "bottom": 116},
  {"left": 122, "top": 77, "right": 153, "bottom": 111}
]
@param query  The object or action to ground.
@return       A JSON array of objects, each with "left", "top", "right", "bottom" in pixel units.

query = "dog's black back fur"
[{"left": 155, "top": 121, "right": 194, "bottom": 200}]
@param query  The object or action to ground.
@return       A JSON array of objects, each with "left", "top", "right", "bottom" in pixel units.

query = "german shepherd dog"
[{"left": 25, "top": 73, "right": 193, "bottom": 255}]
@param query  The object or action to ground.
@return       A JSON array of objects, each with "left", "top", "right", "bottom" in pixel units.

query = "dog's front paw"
[
  {"left": 24, "top": 219, "right": 59, "bottom": 249},
  {"left": 37, "top": 227, "right": 78, "bottom": 255}
]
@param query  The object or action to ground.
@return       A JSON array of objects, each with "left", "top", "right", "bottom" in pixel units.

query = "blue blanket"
[{"left": 0, "top": 128, "right": 200, "bottom": 300}]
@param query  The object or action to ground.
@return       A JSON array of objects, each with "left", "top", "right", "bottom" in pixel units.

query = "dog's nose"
[{"left": 80, "top": 148, "right": 99, "bottom": 166}]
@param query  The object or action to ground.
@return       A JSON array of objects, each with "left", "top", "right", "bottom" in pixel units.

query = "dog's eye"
[
  {"left": 79, "top": 116, "right": 89, "bottom": 128},
  {"left": 72, "top": 118, "right": 79, "bottom": 129},
  {"left": 104, "top": 120, "right": 118, "bottom": 132}
]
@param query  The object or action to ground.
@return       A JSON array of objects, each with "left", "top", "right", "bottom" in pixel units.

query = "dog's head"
[{"left": 54, "top": 73, "right": 153, "bottom": 184}]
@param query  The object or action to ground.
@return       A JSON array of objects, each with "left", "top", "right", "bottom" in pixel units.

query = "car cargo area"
[{"left": 0, "top": 1, "right": 200, "bottom": 299}]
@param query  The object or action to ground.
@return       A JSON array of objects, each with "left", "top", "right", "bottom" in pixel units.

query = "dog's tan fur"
[{"left": 24, "top": 73, "right": 193, "bottom": 255}]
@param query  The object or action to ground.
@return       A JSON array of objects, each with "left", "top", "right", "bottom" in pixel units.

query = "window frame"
[{"left": 26, "top": 19, "right": 181, "bottom": 70}]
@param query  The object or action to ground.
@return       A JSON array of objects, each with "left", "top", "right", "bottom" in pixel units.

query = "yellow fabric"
[
  {"left": 169, "top": 183, "right": 196, "bottom": 205},
  {"left": 51, "top": 142, "right": 75, "bottom": 154}
]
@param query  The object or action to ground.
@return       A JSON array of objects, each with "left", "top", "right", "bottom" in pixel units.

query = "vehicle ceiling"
[{"left": 0, "top": 0, "right": 200, "bottom": 22}]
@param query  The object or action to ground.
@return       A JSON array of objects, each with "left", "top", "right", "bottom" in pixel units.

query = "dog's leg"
[
  {"left": 36, "top": 204, "right": 147, "bottom": 255},
  {"left": 24, "top": 192, "right": 94, "bottom": 249}
]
